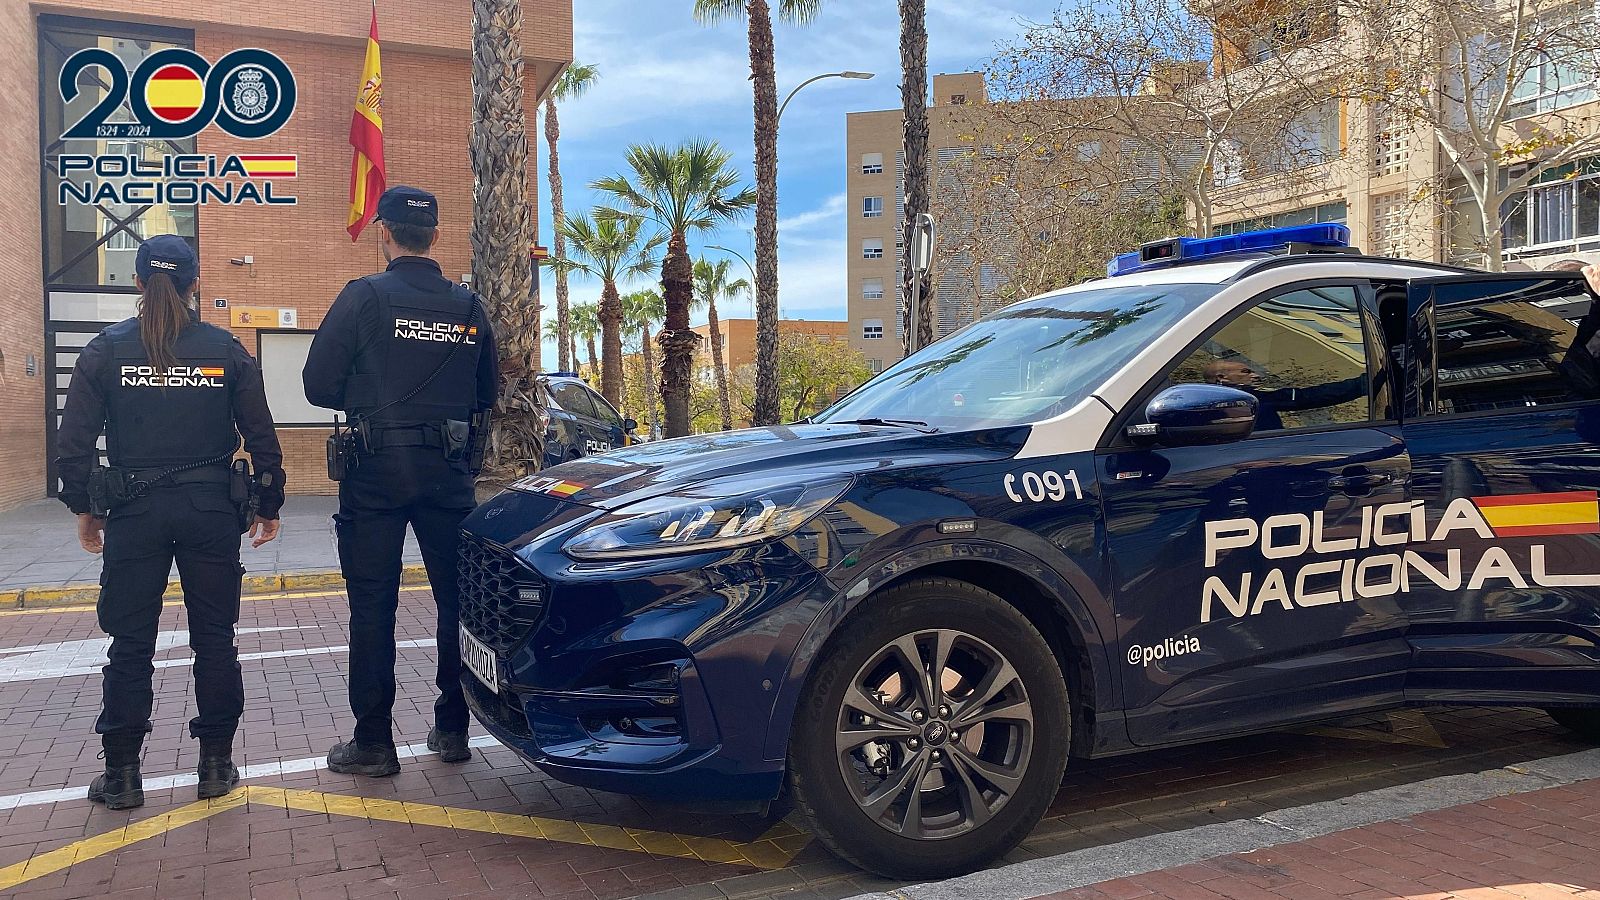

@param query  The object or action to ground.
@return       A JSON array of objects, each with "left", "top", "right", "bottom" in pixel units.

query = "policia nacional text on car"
[
  {"left": 55, "top": 235, "right": 286, "bottom": 811},
  {"left": 304, "top": 186, "right": 498, "bottom": 775}
]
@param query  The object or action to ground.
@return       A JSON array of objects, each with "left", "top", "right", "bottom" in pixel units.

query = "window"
[
  {"left": 551, "top": 381, "right": 598, "bottom": 418},
  {"left": 1512, "top": 50, "right": 1597, "bottom": 118},
  {"left": 1213, "top": 202, "right": 1347, "bottom": 237},
  {"left": 862, "top": 278, "right": 885, "bottom": 299},
  {"left": 861, "top": 153, "right": 884, "bottom": 175},
  {"left": 1373, "top": 103, "right": 1408, "bottom": 176},
  {"left": 1165, "top": 285, "right": 1370, "bottom": 432},
  {"left": 862, "top": 238, "right": 884, "bottom": 259},
  {"left": 1371, "top": 193, "right": 1410, "bottom": 258},
  {"left": 863, "top": 196, "right": 884, "bottom": 218},
  {"left": 583, "top": 386, "right": 624, "bottom": 427},
  {"left": 863, "top": 319, "right": 885, "bottom": 340},
  {"left": 1425, "top": 277, "right": 1596, "bottom": 415},
  {"left": 1276, "top": 99, "right": 1342, "bottom": 170},
  {"left": 1497, "top": 158, "right": 1600, "bottom": 253},
  {"left": 868, "top": 358, "right": 884, "bottom": 374},
  {"left": 950, "top": 93, "right": 968, "bottom": 105}
]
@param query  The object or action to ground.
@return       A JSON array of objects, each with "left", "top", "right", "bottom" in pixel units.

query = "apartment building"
[
  {"left": 692, "top": 318, "right": 850, "bottom": 380},
  {"left": 845, "top": 72, "right": 988, "bottom": 372},
  {"left": 4, "top": 1, "right": 573, "bottom": 507}
]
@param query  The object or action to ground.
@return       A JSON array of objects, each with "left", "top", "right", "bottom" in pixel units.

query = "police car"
[
  {"left": 457, "top": 225, "right": 1600, "bottom": 879},
  {"left": 537, "top": 372, "right": 638, "bottom": 467}
]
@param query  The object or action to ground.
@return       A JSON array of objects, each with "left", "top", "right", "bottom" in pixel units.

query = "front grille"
[{"left": 458, "top": 534, "right": 546, "bottom": 654}]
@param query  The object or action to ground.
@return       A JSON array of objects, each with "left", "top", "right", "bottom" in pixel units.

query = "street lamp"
[
  {"left": 706, "top": 244, "right": 757, "bottom": 317},
  {"left": 777, "top": 70, "right": 874, "bottom": 125}
]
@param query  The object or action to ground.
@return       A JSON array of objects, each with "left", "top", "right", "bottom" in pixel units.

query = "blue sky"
[{"left": 538, "top": 0, "right": 1060, "bottom": 327}]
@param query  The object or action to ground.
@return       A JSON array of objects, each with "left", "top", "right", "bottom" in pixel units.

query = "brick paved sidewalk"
[{"left": 1036, "top": 777, "right": 1600, "bottom": 900}]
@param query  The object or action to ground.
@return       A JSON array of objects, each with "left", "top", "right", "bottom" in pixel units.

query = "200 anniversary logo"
[{"left": 56, "top": 47, "right": 298, "bottom": 206}]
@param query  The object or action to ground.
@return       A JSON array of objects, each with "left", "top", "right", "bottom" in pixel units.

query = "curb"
[{"left": 2, "top": 564, "right": 431, "bottom": 610}]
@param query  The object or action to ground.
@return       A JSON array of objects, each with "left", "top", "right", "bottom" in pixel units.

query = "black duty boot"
[
  {"left": 197, "top": 740, "right": 240, "bottom": 799},
  {"left": 426, "top": 727, "right": 471, "bottom": 763},
  {"left": 88, "top": 746, "right": 144, "bottom": 810},
  {"left": 327, "top": 740, "right": 400, "bottom": 777}
]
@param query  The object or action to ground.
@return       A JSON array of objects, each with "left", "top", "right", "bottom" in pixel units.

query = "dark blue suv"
[
  {"left": 538, "top": 373, "right": 637, "bottom": 468},
  {"left": 458, "top": 226, "right": 1600, "bottom": 879}
]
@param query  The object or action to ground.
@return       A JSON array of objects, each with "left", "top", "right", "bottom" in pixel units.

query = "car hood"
[{"left": 512, "top": 423, "right": 1027, "bottom": 510}]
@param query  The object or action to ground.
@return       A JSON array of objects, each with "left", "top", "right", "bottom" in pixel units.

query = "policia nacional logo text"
[
  {"left": 395, "top": 318, "right": 479, "bottom": 344},
  {"left": 1201, "top": 492, "right": 1600, "bottom": 623},
  {"left": 120, "top": 365, "right": 225, "bottom": 388},
  {"left": 56, "top": 47, "right": 298, "bottom": 207}
]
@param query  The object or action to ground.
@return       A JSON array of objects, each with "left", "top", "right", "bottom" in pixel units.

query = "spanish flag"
[
  {"left": 347, "top": 4, "right": 385, "bottom": 241},
  {"left": 1473, "top": 491, "right": 1600, "bottom": 538}
]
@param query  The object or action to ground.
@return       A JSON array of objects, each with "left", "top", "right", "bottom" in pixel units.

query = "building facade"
[
  {"left": 845, "top": 72, "right": 987, "bottom": 373},
  {"left": 691, "top": 317, "right": 849, "bottom": 379},
  {"left": 1, "top": 0, "right": 573, "bottom": 510}
]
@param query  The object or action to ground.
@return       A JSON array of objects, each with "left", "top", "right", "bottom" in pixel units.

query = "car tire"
[
  {"left": 787, "top": 577, "right": 1070, "bottom": 879},
  {"left": 1547, "top": 707, "right": 1600, "bottom": 741}
]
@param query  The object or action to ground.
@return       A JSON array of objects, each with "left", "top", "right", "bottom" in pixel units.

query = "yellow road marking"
[
  {"left": 0, "top": 792, "right": 247, "bottom": 892},
  {"left": 242, "top": 785, "right": 806, "bottom": 869},
  {"left": 0, "top": 586, "right": 429, "bottom": 618}
]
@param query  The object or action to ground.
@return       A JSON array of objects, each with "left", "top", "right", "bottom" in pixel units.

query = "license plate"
[{"left": 460, "top": 627, "right": 499, "bottom": 691}]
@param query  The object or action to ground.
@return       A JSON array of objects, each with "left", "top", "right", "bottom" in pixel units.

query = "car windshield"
[{"left": 814, "top": 282, "right": 1223, "bottom": 430}]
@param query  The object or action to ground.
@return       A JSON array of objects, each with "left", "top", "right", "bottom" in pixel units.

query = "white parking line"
[
  {"left": 0, "top": 627, "right": 314, "bottom": 683},
  {"left": 0, "top": 733, "right": 504, "bottom": 812}
]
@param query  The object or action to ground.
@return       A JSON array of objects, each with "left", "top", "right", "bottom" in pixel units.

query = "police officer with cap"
[
  {"left": 56, "top": 234, "right": 285, "bottom": 810},
  {"left": 304, "top": 186, "right": 498, "bottom": 775}
]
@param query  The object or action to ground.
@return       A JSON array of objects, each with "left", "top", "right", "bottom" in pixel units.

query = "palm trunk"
[
  {"left": 545, "top": 97, "right": 573, "bottom": 372},
  {"left": 898, "top": 0, "right": 933, "bottom": 354},
  {"left": 598, "top": 280, "right": 625, "bottom": 406},
  {"left": 640, "top": 327, "right": 661, "bottom": 436},
  {"left": 585, "top": 334, "right": 599, "bottom": 382},
  {"left": 658, "top": 232, "right": 699, "bottom": 437},
  {"left": 707, "top": 297, "right": 733, "bottom": 430},
  {"left": 569, "top": 333, "right": 579, "bottom": 375},
  {"left": 470, "top": 0, "right": 541, "bottom": 478},
  {"left": 748, "top": 0, "right": 781, "bottom": 427}
]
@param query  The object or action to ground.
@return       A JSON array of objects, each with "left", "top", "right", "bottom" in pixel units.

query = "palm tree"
[
  {"left": 469, "top": 0, "right": 541, "bottom": 478},
  {"left": 594, "top": 140, "right": 756, "bottom": 438},
  {"left": 899, "top": 0, "right": 933, "bottom": 353},
  {"left": 569, "top": 301, "right": 601, "bottom": 382},
  {"left": 544, "top": 61, "right": 599, "bottom": 373},
  {"left": 622, "top": 289, "right": 666, "bottom": 437},
  {"left": 692, "top": 257, "right": 749, "bottom": 431},
  {"left": 692, "top": 0, "right": 822, "bottom": 428},
  {"left": 554, "top": 213, "right": 662, "bottom": 405}
]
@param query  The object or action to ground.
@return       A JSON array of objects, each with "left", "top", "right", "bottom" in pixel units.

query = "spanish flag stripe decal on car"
[
  {"left": 1471, "top": 491, "right": 1600, "bottom": 537},
  {"left": 238, "top": 155, "right": 298, "bottom": 178},
  {"left": 548, "top": 482, "right": 582, "bottom": 497},
  {"left": 147, "top": 65, "right": 204, "bottom": 122}
]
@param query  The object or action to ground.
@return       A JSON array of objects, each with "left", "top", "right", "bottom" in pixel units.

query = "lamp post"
[
  {"left": 706, "top": 243, "right": 757, "bottom": 317},
  {"left": 777, "top": 71, "right": 874, "bottom": 126}
]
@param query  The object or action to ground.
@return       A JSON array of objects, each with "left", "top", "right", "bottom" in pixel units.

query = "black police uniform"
[
  {"left": 303, "top": 187, "right": 498, "bottom": 765},
  {"left": 55, "top": 240, "right": 285, "bottom": 807}
]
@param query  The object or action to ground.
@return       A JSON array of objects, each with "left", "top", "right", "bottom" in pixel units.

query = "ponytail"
[{"left": 138, "top": 272, "right": 193, "bottom": 373}]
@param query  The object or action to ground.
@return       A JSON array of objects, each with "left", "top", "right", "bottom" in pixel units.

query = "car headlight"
[{"left": 562, "top": 474, "right": 851, "bottom": 561}]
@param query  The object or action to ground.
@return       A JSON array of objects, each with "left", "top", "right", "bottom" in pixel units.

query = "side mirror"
[
  {"left": 1131, "top": 384, "right": 1257, "bottom": 446},
  {"left": 622, "top": 417, "right": 639, "bottom": 432}
]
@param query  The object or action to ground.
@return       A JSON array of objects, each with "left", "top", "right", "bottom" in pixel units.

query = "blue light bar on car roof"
[{"left": 1106, "top": 223, "right": 1352, "bottom": 277}]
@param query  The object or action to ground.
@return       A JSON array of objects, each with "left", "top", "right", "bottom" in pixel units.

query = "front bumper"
[{"left": 457, "top": 488, "right": 835, "bottom": 802}]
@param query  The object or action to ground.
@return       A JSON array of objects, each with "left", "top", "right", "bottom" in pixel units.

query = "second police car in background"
[
  {"left": 457, "top": 225, "right": 1600, "bottom": 878},
  {"left": 537, "top": 372, "right": 639, "bottom": 468}
]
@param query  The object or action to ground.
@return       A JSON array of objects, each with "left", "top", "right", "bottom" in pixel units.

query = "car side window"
[
  {"left": 1164, "top": 285, "right": 1371, "bottom": 433},
  {"left": 583, "top": 388, "right": 624, "bottom": 428},
  {"left": 551, "top": 382, "right": 597, "bottom": 418},
  {"left": 1427, "top": 278, "right": 1598, "bottom": 415}
]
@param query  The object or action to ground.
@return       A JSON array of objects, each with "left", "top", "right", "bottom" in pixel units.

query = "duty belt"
[
  {"left": 126, "top": 465, "right": 232, "bottom": 487},
  {"left": 370, "top": 424, "right": 446, "bottom": 450}
]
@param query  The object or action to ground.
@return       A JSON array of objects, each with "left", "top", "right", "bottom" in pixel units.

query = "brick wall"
[
  {"left": 0, "top": 2, "right": 45, "bottom": 510},
  {"left": 1, "top": 1, "right": 570, "bottom": 506}
]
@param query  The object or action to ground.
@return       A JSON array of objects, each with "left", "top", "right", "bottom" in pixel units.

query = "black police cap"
[
  {"left": 375, "top": 186, "right": 439, "bottom": 228},
  {"left": 135, "top": 235, "right": 198, "bottom": 284}
]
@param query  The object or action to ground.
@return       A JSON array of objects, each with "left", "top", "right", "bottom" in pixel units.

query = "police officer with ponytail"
[
  {"left": 56, "top": 235, "right": 286, "bottom": 810},
  {"left": 303, "top": 186, "right": 498, "bottom": 776}
]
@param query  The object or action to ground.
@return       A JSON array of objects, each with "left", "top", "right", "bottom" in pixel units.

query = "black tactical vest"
[
  {"left": 101, "top": 318, "right": 238, "bottom": 469},
  {"left": 341, "top": 270, "right": 484, "bottom": 426}
]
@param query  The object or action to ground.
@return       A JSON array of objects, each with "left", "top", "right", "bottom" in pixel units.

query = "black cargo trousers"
[
  {"left": 96, "top": 480, "right": 245, "bottom": 751},
  {"left": 335, "top": 442, "right": 473, "bottom": 747}
]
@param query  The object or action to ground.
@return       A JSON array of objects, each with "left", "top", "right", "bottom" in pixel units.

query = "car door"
[
  {"left": 578, "top": 385, "right": 626, "bottom": 453},
  {"left": 1399, "top": 273, "right": 1600, "bottom": 702},
  {"left": 547, "top": 381, "right": 597, "bottom": 462},
  {"left": 1098, "top": 280, "right": 1413, "bottom": 746}
]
